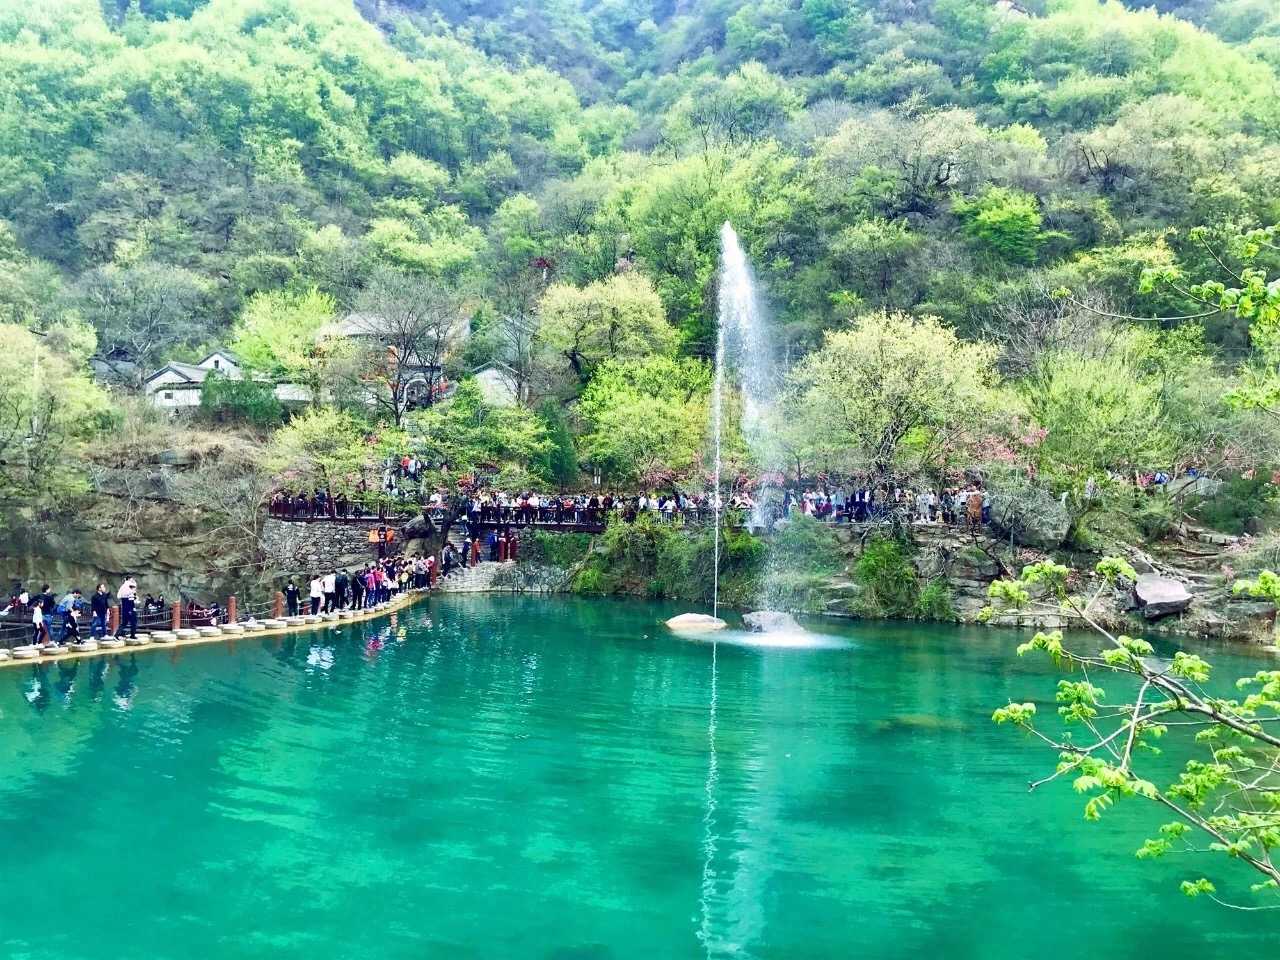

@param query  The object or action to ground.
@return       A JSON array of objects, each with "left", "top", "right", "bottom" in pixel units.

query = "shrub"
[
  {"left": 771, "top": 513, "right": 843, "bottom": 574},
  {"left": 199, "top": 372, "right": 284, "bottom": 427},
  {"left": 522, "top": 531, "right": 592, "bottom": 568},
  {"left": 916, "top": 580, "right": 957, "bottom": 621},
  {"left": 1190, "top": 472, "right": 1280, "bottom": 535},
  {"left": 573, "top": 563, "right": 609, "bottom": 594},
  {"left": 854, "top": 535, "right": 919, "bottom": 617},
  {"left": 1133, "top": 498, "right": 1177, "bottom": 540}
]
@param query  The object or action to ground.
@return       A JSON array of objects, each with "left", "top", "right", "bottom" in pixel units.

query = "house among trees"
[
  {"left": 143, "top": 350, "right": 308, "bottom": 410},
  {"left": 472, "top": 361, "right": 518, "bottom": 407}
]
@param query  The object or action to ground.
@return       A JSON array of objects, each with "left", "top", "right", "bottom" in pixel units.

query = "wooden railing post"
[
  {"left": 109, "top": 606, "right": 120, "bottom": 635},
  {"left": 227, "top": 595, "right": 237, "bottom": 624},
  {"left": 171, "top": 601, "right": 181, "bottom": 631},
  {"left": 273, "top": 592, "right": 284, "bottom": 618}
]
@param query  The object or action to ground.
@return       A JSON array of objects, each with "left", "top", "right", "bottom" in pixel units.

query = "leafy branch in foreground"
[{"left": 986, "top": 557, "right": 1280, "bottom": 909}]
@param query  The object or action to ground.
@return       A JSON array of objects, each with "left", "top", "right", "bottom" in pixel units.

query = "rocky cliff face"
[{"left": 0, "top": 497, "right": 256, "bottom": 602}]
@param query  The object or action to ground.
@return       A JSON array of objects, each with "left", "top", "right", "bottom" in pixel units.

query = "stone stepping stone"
[
  {"left": 303, "top": 615, "right": 322, "bottom": 624},
  {"left": 338, "top": 610, "right": 353, "bottom": 619},
  {"left": 260, "top": 619, "right": 286, "bottom": 629},
  {"left": 69, "top": 641, "right": 99, "bottom": 653},
  {"left": 174, "top": 628, "right": 199, "bottom": 639},
  {"left": 99, "top": 638, "right": 126, "bottom": 649},
  {"left": 41, "top": 645, "right": 69, "bottom": 656},
  {"left": 12, "top": 645, "right": 40, "bottom": 660},
  {"left": 0, "top": 649, "right": 10, "bottom": 661},
  {"left": 124, "top": 635, "right": 152, "bottom": 646},
  {"left": 243, "top": 622, "right": 267, "bottom": 632},
  {"left": 152, "top": 632, "right": 178, "bottom": 644},
  {"left": 220, "top": 624, "right": 245, "bottom": 635},
  {"left": 197, "top": 626, "right": 223, "bottom": 637}
]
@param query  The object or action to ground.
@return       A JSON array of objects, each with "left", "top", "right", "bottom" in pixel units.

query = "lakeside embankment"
[
  {"left": 5, "top": 476, "right": 1276, "bottom": 649},
  {"left": 436, "top": 520, "right": 1280, "bottom": 646}
]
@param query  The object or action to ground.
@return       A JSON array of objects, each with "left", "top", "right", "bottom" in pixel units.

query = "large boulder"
[
  {"left": 743, "top": 610, "right": 801, "bottom": 633},
  {"left": 986, "top": 471, "right": 1071, "bottom": 549},
  {"left": 665, "top": 613, "right": 727, "bottom": 632},
  {"left": 1134, "top": 575, "right": 1193, "bottom": 620},
  {"left": 402, "top": 513, "right": 433, "bottom": 538}
]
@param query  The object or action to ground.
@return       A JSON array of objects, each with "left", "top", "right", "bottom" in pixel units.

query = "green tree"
[
  {"left": 199, "top": 371, "right": 284, "bottom": 428},
  {"left": 74, "top": 262, "right": 208, "bottom": 385},
  {"left": 954, "top": 187, "right": 1053, "bottom": 265},
  {"left": 0, "top": 323, "right": 110, "bottom": 516},
  {"left": 268, "top": 407, "right": 384, "bottom": 513},
  {"left": 229, "top": 287, "right": 336, "bottom": 393},
  {"left": 538, "top": 272, "right": 677, "bottom": 385},
  {"left": 534, "top": 399, "right": 579, "bottom": 486},
  {"left": 577, "top": 355, "right": 710, "bottom": 485},
  {"left": 407, "top": 379, "right": 550, "bottom": 480},
  {"left": 783, "top": 311, "right": 1000, "bottom": 473}
]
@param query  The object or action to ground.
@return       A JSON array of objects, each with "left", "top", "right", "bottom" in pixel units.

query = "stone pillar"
[
  {"left": 227, "top": 595, "right": 237, "bottom": 624},
  {"left": 171, "top": 601, "right": 181, "bottom": 631},
  {"left": 273, "top": 592, "right": 284, "bottom": 618}
]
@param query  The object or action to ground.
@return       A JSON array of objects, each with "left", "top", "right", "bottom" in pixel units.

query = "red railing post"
[
  {"left": 273, "top": 592, "right": 284, "bottom": 618},
  {"left": 509, "top": 534, "right": 518, "bottom": 563},
  {"left": 171, "top": 601, "right": 181, "bottom": 631},
  {"left": 109, "top": 606, "right": 120, "bottom": 635},
  {"left": 227, "top": 595, "right": 237, "bottom": 624}
]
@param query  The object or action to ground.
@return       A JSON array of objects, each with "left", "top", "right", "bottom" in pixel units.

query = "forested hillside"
[{"left": 1, "top": 0, "right": 1279, "bottom": 552}]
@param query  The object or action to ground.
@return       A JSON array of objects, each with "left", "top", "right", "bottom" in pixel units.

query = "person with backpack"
[{"left": 56, "top": 589, "right": 83, "bottom": 644}]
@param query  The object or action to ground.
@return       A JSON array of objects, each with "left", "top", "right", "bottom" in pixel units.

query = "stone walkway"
[
  {"left": 436, "top": 561, "right": 508, "bottom": 593},
  {"left": 0, "top": 588, "right": 431, "bottom": 670}
]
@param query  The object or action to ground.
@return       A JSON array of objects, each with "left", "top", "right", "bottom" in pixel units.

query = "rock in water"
[
  {"left": 665, "top": 613, "right": 727, "bottom": 632},
  {"left": 1134, "top": 575, "right": 1193, "bottom": 620},
  {"left": 743, "top": 610, "right": 801, "bottom": 633}
]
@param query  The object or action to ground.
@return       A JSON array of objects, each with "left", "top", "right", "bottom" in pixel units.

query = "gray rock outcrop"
[{"left": 1134, "top": 575, "right": 1193, "bottom": 620}]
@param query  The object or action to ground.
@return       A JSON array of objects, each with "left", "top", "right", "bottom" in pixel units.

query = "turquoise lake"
[{"left": 1, "top": 594, "right": 1277, "bottom": 958}]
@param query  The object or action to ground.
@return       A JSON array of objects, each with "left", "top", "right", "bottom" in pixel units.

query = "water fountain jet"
[{"left": 667, "top": 221, "right": 802, "bottom": 637}]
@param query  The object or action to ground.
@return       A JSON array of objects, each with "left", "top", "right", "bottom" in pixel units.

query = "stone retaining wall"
[{"left": 261, "top": 519, "right": 405, "bottom": 575}]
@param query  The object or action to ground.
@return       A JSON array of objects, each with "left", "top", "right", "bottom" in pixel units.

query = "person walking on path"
[
  {"left": 114, "top": 576, "right": 138, "bottom": 640},
  {"left": 90, "top": 583, "right": 110, "bottom": 639},
  {"left": 285, "top": 578, "right": 300, "bottom": 617},
  {"left": 322, "top": 570, "right": 337, "bottom": 613},
  {"left": 57, "top": 589, "right": 83, "bottom": 644},
  {"left": 308, "top": 574, "right": 323, "bottom": 615}
]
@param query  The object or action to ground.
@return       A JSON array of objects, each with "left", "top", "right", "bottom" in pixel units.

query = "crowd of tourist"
[
  {"left": 2, "top": 577, "right": 147, "bottom": 649},
  {"left": 271, "top": 478, "right": 996, "bottom": 531},
  {"left": 287, "top": 554, "right": 444, "bottom": 617}
]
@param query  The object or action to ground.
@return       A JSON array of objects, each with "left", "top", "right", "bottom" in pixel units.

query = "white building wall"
[{"left": 474, "top": 367, "right": 517, "bottom": 407}]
